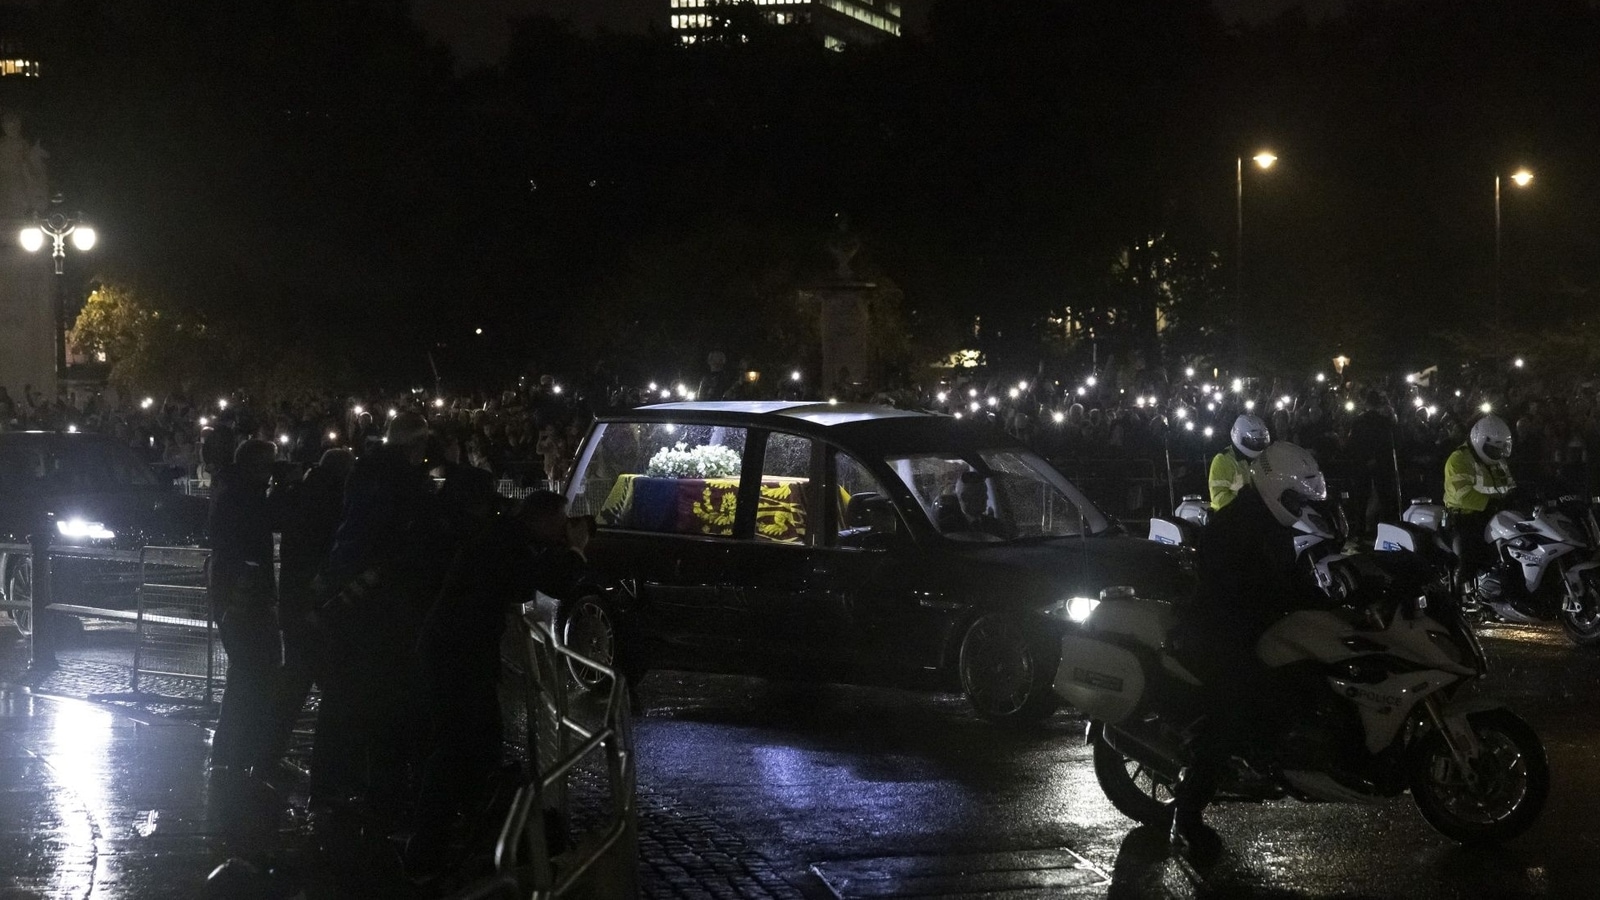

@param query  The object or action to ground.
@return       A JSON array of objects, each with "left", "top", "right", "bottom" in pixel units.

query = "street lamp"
[
  {"left": 20, "top": 200, "right": 97, "bottom": 381},
  {"left": 1494, "top": 168, "right": 1533, "bottom": 328},
  {"left": 1235, "top": 150, "right": 1278, "bottom": 364}
]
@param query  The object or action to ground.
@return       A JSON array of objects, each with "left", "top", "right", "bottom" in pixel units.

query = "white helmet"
[
  {"left": 1253, "top": 442, "right": 1328, "bottom": 527},
  {"left": 1230, "top": 413, "right": 1271, "bottom": 459},
  {"left": 1470, "top": 414, "right": 1513, "bottom": 462}
]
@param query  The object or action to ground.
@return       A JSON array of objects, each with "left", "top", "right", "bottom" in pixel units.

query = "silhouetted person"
[
  {"left": 312, "top": 412, "right": 437, "bottom": 810},
  {"left": 1345, "top": 390, "right": 1397, "bottom": 537},
  {"left": 267, "top": 448, "right": 354, "bottom": 774},
  {"left": 208, "top": 439, "right": 281, "bottom": 776},
  {"left": 404, "top": 490, "right": 591, "bottom": 878}
]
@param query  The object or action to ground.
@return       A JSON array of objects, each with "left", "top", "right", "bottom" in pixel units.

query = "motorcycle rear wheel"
[
  {"left": 1408, "top": 709, "right": 1548, "bottom": 845},
  {"left": 1559, "top": 572, "right": 1600, "bottom": 646},
  {"left": 1091, "top": 723, "right": 1176, "bottom": 826}
]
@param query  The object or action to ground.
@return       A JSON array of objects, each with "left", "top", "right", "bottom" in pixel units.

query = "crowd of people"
[
  {"left": 6, "top": 350, "right": 1598, "bottom": 535},
  {"left": 202, "top": 407, "right": 597, "bottom": 883}
]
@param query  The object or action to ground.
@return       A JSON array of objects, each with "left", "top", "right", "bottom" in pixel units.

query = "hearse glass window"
[
  {"left": 884, "top": 449, "right": 1108, "bottom": 541},
  {"left": 755, "top": 432, "right": 818, "bottom": 545},
  {"left": 833, "top": 450, "right": 898, "bottom": 548},
  {"left": 572, "top": 422, "right": 749, "bottom": 537}
]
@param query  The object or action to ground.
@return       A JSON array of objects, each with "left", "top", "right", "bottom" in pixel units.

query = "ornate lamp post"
[{"left": 19, "top": 199, "right": 96, "bottom": 379}]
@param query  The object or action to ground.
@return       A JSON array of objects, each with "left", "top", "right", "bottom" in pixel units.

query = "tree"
[{"left": 70, "top": 281, "right": 211, "bottom": 394}]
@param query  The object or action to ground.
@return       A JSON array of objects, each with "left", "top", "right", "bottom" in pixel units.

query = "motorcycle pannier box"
[
  {"left": 1374, "top": 522, "right": 1418, "bottom": 553},
  {"left": 1402, "top": 501, "right": 1447, "bottom": 532},
  {"left": 1053, "top": 634, "right": 1147, "bottom": 724}
]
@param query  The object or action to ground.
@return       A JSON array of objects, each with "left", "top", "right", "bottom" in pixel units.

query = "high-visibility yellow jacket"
[
  {"left": 1209, "top": 448, "right": 1250, "bottom": 511},
  {"left": 1443, "top": 445, "right": 1515, "bottom": 513}
]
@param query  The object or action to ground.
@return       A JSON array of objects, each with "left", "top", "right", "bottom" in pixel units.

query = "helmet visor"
[
  {"left": 1239, "top": 432, "right": 1270, "bottom": 453},
  {"left": 1482, "top": 438, "right": 1511, "bottom": 461}
]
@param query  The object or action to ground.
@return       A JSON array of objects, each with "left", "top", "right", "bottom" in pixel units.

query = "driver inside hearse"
[{"left": 935, "top": 468, "right": 1015, "bottom": 540}]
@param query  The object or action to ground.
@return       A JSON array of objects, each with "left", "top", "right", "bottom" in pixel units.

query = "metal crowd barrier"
[
  {"left": 497, "top": 478, "right": 564, "bottom": 500},
  {"left": 125, "top": 546, "right": 223, "bottom": 706},
  {"left": 453, "top": 613, "right": 638, "bottom": 900},
  {"left": 0, "top": 538, "right": 224, "bottom": 705}
]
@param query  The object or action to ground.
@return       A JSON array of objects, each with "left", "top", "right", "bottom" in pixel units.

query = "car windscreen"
[
  {"left": 0, "top": 439, "right": 159, "bottom": 495},
  {"left": 884, "top": 448, "right": 1110, "bottom": 541}
]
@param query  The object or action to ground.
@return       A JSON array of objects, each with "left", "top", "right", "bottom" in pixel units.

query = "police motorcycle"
[
  {"left": 1377, "top": 493, "right": 1600, "bottom": 646},
  {"left": 1059, "top": 452, "right": 1549, "bottom": 844}
]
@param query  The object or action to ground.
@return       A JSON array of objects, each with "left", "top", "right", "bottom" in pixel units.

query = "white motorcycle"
[
  {"left": 1376, "top": 495, "right": 1600, "bottom": 646},
  {"left": 1059, "top": 508, "right": 1548, "bottom": 844}
]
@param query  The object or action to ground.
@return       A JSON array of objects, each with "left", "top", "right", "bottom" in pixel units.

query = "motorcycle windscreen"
[{"left": 1053, "top": 635, "right": 1147, "bottom": 723}]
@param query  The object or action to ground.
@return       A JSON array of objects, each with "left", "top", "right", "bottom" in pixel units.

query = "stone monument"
[
  {"left": 810, "top": 215, "right": 875, "bottom": 398},
  {"left": 0, "top": 109, "right": 54, "bottom": 404}
]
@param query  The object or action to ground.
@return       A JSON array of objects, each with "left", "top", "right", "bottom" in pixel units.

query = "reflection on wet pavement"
[{"left": 0, "top": 686, "right": 217, "bottom": 898}]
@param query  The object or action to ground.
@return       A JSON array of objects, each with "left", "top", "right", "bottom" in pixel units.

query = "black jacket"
[
  {"left": 1195, "top": 485, "right": 1305, "bottom": 627},
  {"left": 418, "top": 516, "right": 591, "bottom": 688},
  {"left": 326, "top": 446, "right": 437, "bottom": 589},
  {"left": 272, "top": 464, "right": 348, "bottom": 615},
  {"left": 206, "top": 463, "right": 275, "bottom": 612}
]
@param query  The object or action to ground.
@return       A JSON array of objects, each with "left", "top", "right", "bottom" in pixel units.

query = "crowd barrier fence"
[{"left": 452, "top": 613, "right": 639, "bottom": 899}]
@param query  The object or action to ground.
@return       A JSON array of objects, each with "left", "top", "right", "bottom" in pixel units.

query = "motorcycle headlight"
[{"left": 57, "top": 519, "right": 115, "bottom": 541}]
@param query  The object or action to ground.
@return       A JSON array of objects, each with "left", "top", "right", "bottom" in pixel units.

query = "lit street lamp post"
[
  {"left": 1235, "top": 150, "right": 1277, "bottom": 364},
  {"left": 19, "top": 201, "right": 96, "bottom": 381},
  {"left": 1493, "top": 168, "right": 1533, "bottom": 329}
]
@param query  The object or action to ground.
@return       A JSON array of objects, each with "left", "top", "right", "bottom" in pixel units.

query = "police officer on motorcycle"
[
  {"left": 1444, "top": 415, "right": 1516, "bottom": 604},
  {"left": 1209, "top": 413, "right": 1271, "bottom": 511},
  {"left": 1174, "top": 441, "right": 1329, "bottom": 859}
]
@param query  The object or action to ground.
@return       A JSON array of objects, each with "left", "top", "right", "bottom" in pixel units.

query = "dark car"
[
  {"left": 560, "top": 401, "right": 1194, "bottom": 725},
  {"left": 0, "top": 431, "right": 209, "bottom": 634}
]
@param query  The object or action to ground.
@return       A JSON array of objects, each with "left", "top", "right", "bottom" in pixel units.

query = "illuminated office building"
[{"left": 668, "top": 0, "right": 902, "bottom": 50}]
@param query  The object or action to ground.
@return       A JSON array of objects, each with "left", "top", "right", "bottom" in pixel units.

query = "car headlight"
[
  {"left": 1066, "top": 596, "right": 1100, "bottom": 622},
  {"left": 57, "top": 519, "right": 115, "bottom": 541},
  {"left": 1045, "top": 596, "right": 1100, "bottom": 623}
]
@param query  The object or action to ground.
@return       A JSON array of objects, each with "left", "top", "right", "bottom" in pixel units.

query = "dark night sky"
[{"left": 414, "top": 0, "right": 1350, "bottom": 68}]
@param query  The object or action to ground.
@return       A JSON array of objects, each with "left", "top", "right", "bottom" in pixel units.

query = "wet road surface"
[
  {"left": 0, "top": 690, "right": 219, "bottom": 899},
  {"left": 630, "top": 621, "right": 1600, "bottom": 898},
  {"left": 1, "top": 620, "right": 1595, "bottom": 898}
]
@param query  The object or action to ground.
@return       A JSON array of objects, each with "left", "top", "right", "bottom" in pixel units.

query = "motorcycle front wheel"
[
  {"left": 1408, "top": 709, "right": 1548, "bottom": 844},
  {"left": 1090, "top": 723, "right": 1176, "bottom": 826},
  {"left": 1559, "top": 571, "right": 1600, "bottom": 646}
]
